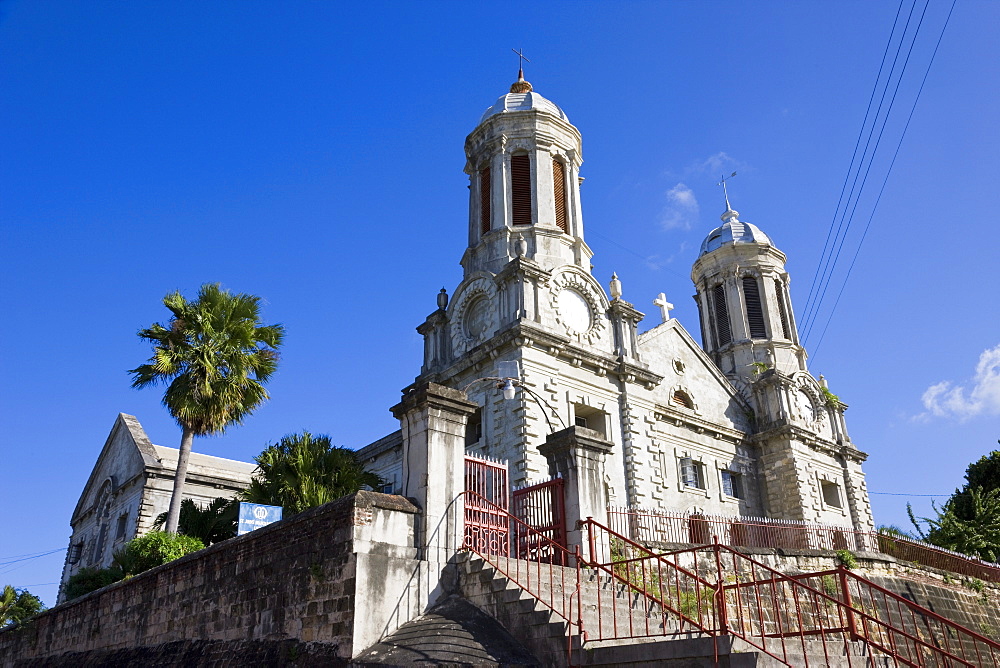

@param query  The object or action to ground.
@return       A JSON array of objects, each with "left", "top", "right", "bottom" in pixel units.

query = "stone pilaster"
[
  {"left": 391, "top": 382, "right": 478, "bottom": 562},
  {"left": 539, "top": 426, "right": 613, "bottom": 558}
]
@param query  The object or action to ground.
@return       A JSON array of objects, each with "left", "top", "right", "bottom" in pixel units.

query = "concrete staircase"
[{"left": 455, "top": 552, "right": 899, "bottom": 667}]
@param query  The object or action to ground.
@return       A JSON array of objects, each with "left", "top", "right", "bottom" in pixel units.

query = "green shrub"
[
  {"left": 113, "top": 531, "right": 205, "bottom": 576},
  {"left": 835, "top": 549, "right": 857, "bottom": 570},
  {"left": 63, "top": 566, "right": 124, "bottom": 601}
]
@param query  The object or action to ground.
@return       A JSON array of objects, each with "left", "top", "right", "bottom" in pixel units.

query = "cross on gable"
[{"left": 653, "top": 293, "right": 674, "bottom": 323}]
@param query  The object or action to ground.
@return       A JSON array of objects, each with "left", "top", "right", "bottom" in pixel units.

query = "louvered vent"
[
  {"left": 672, "top": 390, "right": 693, "bottom": 409},
  {"left": 479, "top": 167, "right": 491, "bottom": 236},
  {"left": 775, "top": 279, "right": 791, "bottom": 339},
  {"left": 511, "top": 154, "right": 532, "bottom": 226},
  {"left": 552, "top": 159, "right": 567, "bottom": 233},
  {"left": 713, "top": 284, "right": 732, "bottom": 346},
  {"left": 743, "top": 277, "right": 767, "bottom": 339}
]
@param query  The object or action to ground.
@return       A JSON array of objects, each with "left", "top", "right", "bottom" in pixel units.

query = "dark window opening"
[
  {"left": 465, "top": 408, "right": 483, "bottom": 446},
  {"left": 672, "top": 390, "right": 694, "bottom": 409},
  {"left": 115, "top": 513, "right": 128, "bottom": 541},
  {"left": 479, "top": 167, "right": 491, "bottom": 236},
  {"left": 722, "top": 470, "right": 743, "bottom": 499}
]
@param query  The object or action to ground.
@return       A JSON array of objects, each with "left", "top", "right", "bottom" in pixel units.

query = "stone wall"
[{"left": 0, "top": 491, "right": 420, "bottom": 667}]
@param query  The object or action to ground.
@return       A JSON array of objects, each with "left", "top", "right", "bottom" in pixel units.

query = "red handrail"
[
  {"left": 582, "top": 517, "right": 1000, "bottom": 667},
  {"left": 462, "top": 491, "right": 584, "bottom": 666}
]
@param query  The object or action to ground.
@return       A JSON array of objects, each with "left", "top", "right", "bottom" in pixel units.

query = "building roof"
[
  {"left": 699, "top": 207, "right": 773, "bottom": 256},
  {"left": 480, "top": 90, "right": 568, "bottom": 124},
  {"left": 151, "top": 444, "right": 256, "bottom": 479}
]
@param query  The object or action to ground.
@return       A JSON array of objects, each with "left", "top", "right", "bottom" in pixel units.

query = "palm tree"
[
  {"left": 152, "top": 497, "right": 239, "bottom": 545},
  {"left": 130, "top": 283, "right": 284, "bottom": 533},
  {"left": 241, "top": 431, "right": 382, "bottom": 515}
]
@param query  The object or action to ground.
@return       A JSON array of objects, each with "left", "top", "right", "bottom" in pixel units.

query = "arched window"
[
  {"left": 712, "top": 284, "right": 732, "bottom": 346},
  {"left": 552, "top": 159, "right": 568, "bottom": 233},
  {"left": 479, "top": 167, "right": 491, "bottom": 236},
  {"left": 511, "top": 153, "right": 532, "bottom": 226},
  {"left": 742, "top": 276, "right": 767, "bottom": 339},
  {"left": 775, "top": 279, "right": 791, "bottom": 339},
  {"left": 672, "top": 390, "right": 694, "bottom": 409}
]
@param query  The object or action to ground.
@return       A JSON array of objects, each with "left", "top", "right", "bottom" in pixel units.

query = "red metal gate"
[
  {"left": 464, "top": 455, "right": 509, "bottom": 555},
  {"left": 512, "top": 476, "right": 567, "bottom": 549}
]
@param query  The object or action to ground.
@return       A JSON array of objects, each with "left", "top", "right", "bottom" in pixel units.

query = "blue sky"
[{"left": 2, "top": 1, "right": 997, "bottom": 607}]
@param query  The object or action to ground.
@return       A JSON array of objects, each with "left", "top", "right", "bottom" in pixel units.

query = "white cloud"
[
  {"left": 690, "top": 152, "right": 743, "bottom": 177},
  {"left": 919, "top": 344, "right": 1000, "bottom": 421},
  {"left": 660, "top": 183, "right": 699, "bottom": 231}
]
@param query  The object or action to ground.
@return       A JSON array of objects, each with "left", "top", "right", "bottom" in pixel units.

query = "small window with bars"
[
  {"left": 742, "top": 276, "right": 767, "bottom": 339},
  {"left": 68, "top": 541, "right": 84, "bottom": 565},
  {"left": 511, "top": 153, "right": 532, "bottom": 226}
]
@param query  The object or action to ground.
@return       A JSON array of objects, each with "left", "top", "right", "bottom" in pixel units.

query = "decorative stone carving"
[
  {"left": 449, "top": 278, "right": 499, "bottom": 357},
  {"left": 549, "top": 271, "right": 606, "bottom": 345}
]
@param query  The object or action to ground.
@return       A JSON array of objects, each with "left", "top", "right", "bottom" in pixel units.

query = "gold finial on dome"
[{"left": 510, "top": 47, "right": 533, "bottom": 93}]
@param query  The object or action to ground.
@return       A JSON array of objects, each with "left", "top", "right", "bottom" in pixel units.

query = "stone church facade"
[
  {"left": 56, "top": 414, "right": 254, "bottom": 603},
  {"left": 363, "top": 71, "right": 874, "bottom": 533}
]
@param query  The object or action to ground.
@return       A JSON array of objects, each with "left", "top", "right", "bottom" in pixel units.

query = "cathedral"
[{"left": 362, "top": 69, "right": 874, "bottom": 532}]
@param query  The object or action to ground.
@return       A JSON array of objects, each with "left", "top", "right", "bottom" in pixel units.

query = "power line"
[
  {"left": 0, "top": 548, "right": 65, "bottom": 567},
  {"left": 803, "top": 0, "right": 933, "bottom": 344},
  {"left": 810, "top": 0, "right": 956, "bottom": 359},
  {"left": 802, "top": 0, "right": 928, "bottom": 342},
  {"left": 869, "top": 491, "right": 951, "bottom": 497},
  {"left": 800, "top": 0, "right": 907, "bottom": 333}
]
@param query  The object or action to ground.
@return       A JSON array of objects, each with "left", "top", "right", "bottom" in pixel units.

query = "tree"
[
  {"left": 241, "top": 431, "right": 382, "bottom": 515},
  {"left": 909, "top": 446, "right": 1000, "bottom": 562},
  {"left": 947, "top": 449, "right": 1000, "bottom": 521},
  {"left": 152, "top": 497, "right": 238, "bottom": 545},
  {"left": 130, "top": 283, "right": 284, "bottom": 533},
  {"left": 0, "top": 586, "right": 44, "bottom": 628}
]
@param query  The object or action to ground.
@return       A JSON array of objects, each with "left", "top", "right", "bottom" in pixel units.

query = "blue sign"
[{"left": 238, "top": 502, "right": 283, "bottom": 535}]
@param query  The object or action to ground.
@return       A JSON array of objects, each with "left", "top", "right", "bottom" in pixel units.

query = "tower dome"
[
  {"left": 699, "top": 207, "right": 772, "bottom": 256},
  {"left": 479, "top": 72, "right": 569, "bottom": 124}
]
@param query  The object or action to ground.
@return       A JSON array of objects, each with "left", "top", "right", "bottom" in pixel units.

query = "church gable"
[
  {"left": 639, "top": 320, "right": 752, "bottom": 433},
  {"left": 70, "top": 413, "right": 161, "bottom": 525}
]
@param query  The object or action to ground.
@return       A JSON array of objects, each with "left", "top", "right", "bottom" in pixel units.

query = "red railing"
[
  {"left": 608, "top": 506, "right": 1000, "bottom": 584},
  {"left": 582, "top": 518, "right": 1000, "bottom": 667},
  {"left": 512, "top": 477, "right": 567, "bottom": 548},
  {"left": 462, "top": 491, "right": 584, "bottom": 665}
]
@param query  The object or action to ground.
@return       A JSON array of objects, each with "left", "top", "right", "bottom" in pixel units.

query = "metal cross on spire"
[
  {"left": 512, "top": 47, "right": 530, "bottom": 78},
  {"left": 717, "top": 171, "right": 737, "bottom": 211}
]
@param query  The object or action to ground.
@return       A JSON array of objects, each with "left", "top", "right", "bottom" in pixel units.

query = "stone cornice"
[
  {"left": 415, "top": 320, "right": 663, "bottom": 390},
  {"left": 608, "top": 298, "right": 645, "bottom": 323},
  {"left": 416, "top": 309, "right": 446, "bottom": 335},
  {"left": 653, "top": 404, "right": 748, "bottom": 444},
  {"left": 391, "top": 382, "right": 478, "bottom": 420},
  {"left": 750, "top": 422, "right": 868, "bottom": 462}
]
